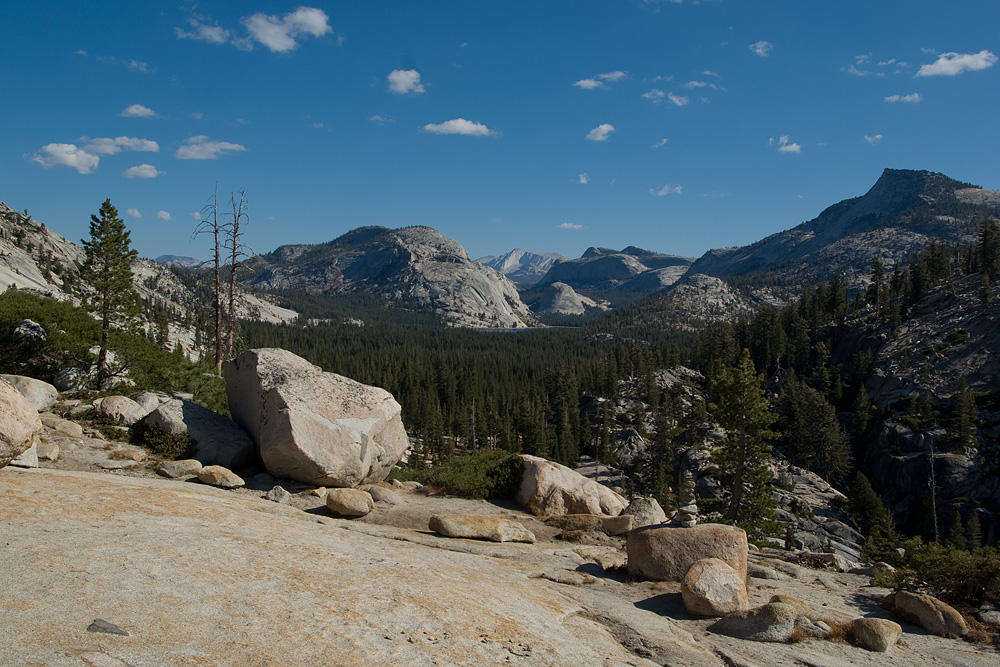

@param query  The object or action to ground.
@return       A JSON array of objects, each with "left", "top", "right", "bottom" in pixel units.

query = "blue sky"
[{"left": 3, "top": 1, "right": 998, "bottom": 263}]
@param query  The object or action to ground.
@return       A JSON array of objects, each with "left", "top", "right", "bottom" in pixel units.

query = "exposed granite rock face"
[
  {"left": 687, "top": 169, "right": 1000, "bottom": 291},
  {"left": 476, "top": 249, "right": 566, "bottom": 285},
  {"left": 224, "top": 348, "right": 409, "bottom": 487},
  {"left": 0, "top": 374, "right": 58, "bottom": 412},
  {"left": 530, "top": 282, "right": 609, "bottom": 316},
  {"left": 246, "top": 226, "right": 537, "bottom": 329},
  {"left": 534, "top": 245, "right": 693, "bottom": 293}
]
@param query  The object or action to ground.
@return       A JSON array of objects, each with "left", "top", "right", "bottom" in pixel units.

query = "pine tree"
[
  {"left": 946, "top": 510, "right": 967, "bottom": 550},
  {"left": 966, "top": 510, "right": 982, "bottom": 550},
  {"left": 950, "top": 375, "right": 977, "bottom": 449},
  {"left": 709, "top": 349, "right": 780, "bottom": 542},
  {"left": 78, "top": 199, "right": 138, "bottom": 388}
]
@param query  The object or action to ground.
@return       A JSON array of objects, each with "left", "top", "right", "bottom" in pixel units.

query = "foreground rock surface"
[
  {"left": 628, "top": 523, "right": 749, "bottom": 582},
  {"left": 224, "top": 348, "right": 409, "bottom": 487},
  {"left": 0, "top": 379, "right": 42, "bottom": 468},
  {"left": 430, "top": 514, "right": 536, "bottom": 543},
  {"left": 517, "top": 454, "right": 627, "bottom": 516}
]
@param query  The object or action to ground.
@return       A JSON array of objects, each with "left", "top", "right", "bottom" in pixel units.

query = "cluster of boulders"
[{"left": 0, "top": 348, "right": 987, "bottom": 657}]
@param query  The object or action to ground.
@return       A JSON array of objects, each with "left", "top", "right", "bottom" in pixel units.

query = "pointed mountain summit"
[
  {"left": 688, "top": 168, "right": 1000, "bottom": 289},
  {"left": 476, "top": 249, "right": 566, "bottom": 285}
]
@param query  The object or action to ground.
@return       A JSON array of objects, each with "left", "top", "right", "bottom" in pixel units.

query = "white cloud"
[
  {"left": 585, "top": 124, "right": 615, "bottom": 141},
  {"left": 917, "top": 50, "right": 997, "bottom": 77},
  {"left": 30, "top": 143, "right": 100, "bottom": 174},
  {"left": 864, "top": 134, "right": 883, "bottom": 144},
  {"left": 776, "top": 135, "right": 801, "bottom": 153},
  {"left": 125, "top": 59, "right": 149, "bottom": 74},
  {"left": 653, "top": 138, "right": 668, "bottom": 148},
  {"left": 422, "top": 119, "right": 495, "bottom": 136},
  {"left": 574, "top": 71, "right": 627, "bottom": 89},
  {"left": 123, "top": 164, "right": 163, "bottom": 179},
  {"left": 578, "top": 173, "right": 589, "bottom": 184},
  {"left": 82, "top": 136, "right": 159, "bottom": 155},
  {"left": 157, "top": 211, "right": 171, "bottom": 221},
  {"left": 558, "top": 223, "right": 583, "bottom": 230},
  {"left": 387, "top": 69, "right": 425, "bottom": 94},
  {"left": 702, "top": 70, "right": 719, "bottom": 78},
  {"left": 127, "top": 208, "right": 142, "bottom": 218},
  {"left": 190, "top": 211, "right": 202, "bottom": 220},
  {"left": 642, "top": 89, "right": 665, "bottom": 103},
  {"left": 667, "top": 93, "right": 689, "bottom": 107},
  {"left": 884, "top": 93, "right": 922, "bottom": 103},
  {"left": 749, "top": 41, "right": 773, "bottom": 57},
  {"left": 369, "top": 114, "right": 395, "bottom": 124},
  {"left": 175, "top": 136, "right": 248, "bottom": 160},
  {"left": 120, "top": 104, "right": 155, "bottom": 118},
  {"left": 176, "top": 16, "right": 231, "bottom": 44},
  {"left": 650, "top": 184, "right": 683, "bottom": 196},
  {"left": 242, "top": 6, "right": 333, "bottom": 52}
]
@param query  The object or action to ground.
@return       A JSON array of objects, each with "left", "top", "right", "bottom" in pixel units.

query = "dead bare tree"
[
  {"left": 224, "top": 190, "right": 251, "bottom": 360},
  {"left": 193, "top": 187, "right": 227, "bottom": 376}
]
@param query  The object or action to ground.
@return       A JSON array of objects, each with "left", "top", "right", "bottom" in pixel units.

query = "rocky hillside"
[
  {"left": 689, "top": 169, "right": 1000, "bottom": 292},
  {"left": 246, "top": 226, "right": 537, "bottom": 328},
  {"left": 476, "top": 248, "right": 566, "bottom": 285},
  {"left": 535, "top": 246, "right": 692, "bottom": 293},
  {"left": 530, "top": 282, "right": 610, "bottom": 316}
]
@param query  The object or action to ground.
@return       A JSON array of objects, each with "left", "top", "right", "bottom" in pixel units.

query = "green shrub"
[
  {"left": 876, "top": 541, "right": 1000, "bottom": 606},
  {"left": 390, "top": 449, "right": 524, "bottom": 499},
  {"left": 132, "top": 420, "right": 195, "bottom": 459}
]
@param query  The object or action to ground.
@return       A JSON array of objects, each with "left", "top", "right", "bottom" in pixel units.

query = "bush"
[
  {"left": 390, "top": 449, "right": 524, "bottom": 499},
  {"left": 132, "top": 420, "right": 195, "bottom": 459},
  {"left": 875, "top": 541, "right": 1000, "bottom": 606}
]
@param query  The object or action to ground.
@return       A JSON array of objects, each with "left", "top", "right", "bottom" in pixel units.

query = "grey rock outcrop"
[
  {"left": 95, "top": 396, "right": 150, "bottom": 426},
  {"left": 516, "top": 455, "right": 627, "bottom": 517},
  {"left": 883, "top": 591, "right": 968, "bottom": 638},
  {"left": 1, "top": 379, "right": 42, "bottom": 468},
  {"left": 225, "top": 348, "right": 409, "bottom": 487},
  {"left": 0, "top": 374, "right": 58, "bottom": 412},
  {"left": 627, "top": 523, "right": 749, "bottom": 582},
  {"left": 143, "top": 398, "right": 256, "bottom": 469},
  {"left": 709, "top": 599, "right": 813, "bottom": 643},
  {"left": 530, "top": 282, "right": 609, "bottom": 316},
  {"left": 11, "top": 319, "right": 46, "bottom": 345},
  {"left": 851, "top": 617, "right": 903, "bottom": 652}
]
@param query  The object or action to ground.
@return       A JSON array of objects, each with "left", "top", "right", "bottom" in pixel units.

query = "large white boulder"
[
  {"left": 516, "top": 455, "right": 627, "bottom": 517},
  {"left": 627, "top": 523, "right": 749, "bottom": 582},
  {"left": 0, "top": 379, "right": 42, "bottom": 468},
  {"left": 224, "top": 348, "right": 409, "bottom": 487},
  {"left": 0, "top": 374, "right": 58, "bottom": 412}
]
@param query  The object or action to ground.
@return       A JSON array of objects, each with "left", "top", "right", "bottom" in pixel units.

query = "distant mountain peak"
[{"left": 476, "top": 248, "right": 566, "bottom": 285}]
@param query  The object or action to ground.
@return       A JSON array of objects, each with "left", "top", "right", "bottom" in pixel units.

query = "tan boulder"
[
  {"left": 326, "top": 488, "right": 375, "bottom": 517},
  {"left": 516, "top": 455, "right": 626, "bottom": 517},
  {"left": 1, "top": 379, "right": 42, "bottom": 468},
  {"left": 627, "top": 523, "right": 748, "bottom": 582},
  {"left": 850, "top": 617, "right": 902, "bottom": 652},
  {"left": 883, "top": 591, "right": 968, "bottom": 637},
  {"left": 224, "top": 349, "right": 409, "bottom": 487},
  {"left": 96, "top": 395, "right": 150, "bottom": 426},
  {"left": 197, "top": 465, "right": 245, "bottom": 489},
  {"left": 681, "top": 558, "right": 750, "bottom": 617},
  {"left": 429, "top": 514, "right": 535, "bottom": 543}
]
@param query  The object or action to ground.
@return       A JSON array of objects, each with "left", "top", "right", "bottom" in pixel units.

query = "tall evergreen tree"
[
  {"left": 78, "top": 199, "right": 138, "bottom": 387},
  {"left": 709, "top": 348, "right": 780, "bottom": 542}
]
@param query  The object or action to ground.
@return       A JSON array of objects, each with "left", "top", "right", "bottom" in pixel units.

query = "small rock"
[
  {"left": 429, "top": 514, "right": 536, "bottom": 543},
  {"left": 850, "top": 617, "right": 902, "bottom": 652},
  {"left": 621, "top": 496, "right": 667, "bottom": 528},
  {"left": 130, "top": 392, "right": 164, "bottom": 413},
  {"left": 197, "top": 465, "right": 245, "bottom": 489},
  {"left": 681, "top": 558, "right": 750, "bottom": 618},
  {"left": 110, "top": 448, "right": 147, "bottom": 462},
  {"left": 12, "top": 319, "right": 46, "bottom": 345},
  {"left": 709, "top": 600, "right": 806, "bottom": 643},
  {"left": 53, "top": 367, "right": 88, "bottom": 392},
  {"left": 36, "top": 440, "right": 60, "bottom": 461},
  {"left": 545, "top": 513, "right": 634, "bottom": 536},
  {"left": 98, "top": 460, "right": 138, "bottom": 470},
  {"left": 368, "top": 485, "right": 402, "bottom": 505},
  {"left": 87, "top": 619, "right": 129, "bottom": 636},
  {"left": 155, "top": 459, "right": 203, "bottom": 478},
  {"left": 311, "top": 486, "right": 329, "bottom": 498},
  {"left": 977, "top": 609, "right": 1000, "bottom": 625},
  {"left": 326, "top": 488, "right": 375, "bottom": 517},
  {"left": 95, "top": 396, "right": 150, "bottom": 426},
  {"left": 265, "top": 485, "right": 292, "bottom": 504},
  {"left": 39, "top": 413, "right": 84, "bottom": 437},
  {"left": 9, "top": 442, "right": 39, "bottom": 468},
  {"left": 539, "top": 570, "right": 595, "bottom": 586}
]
